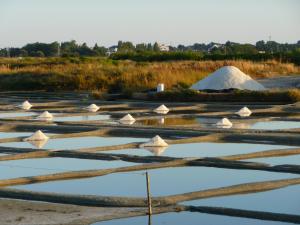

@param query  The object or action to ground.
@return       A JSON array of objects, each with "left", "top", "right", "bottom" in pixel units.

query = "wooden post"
[{"left": 146, "top": 171, "right": 152, "bottom": 216}]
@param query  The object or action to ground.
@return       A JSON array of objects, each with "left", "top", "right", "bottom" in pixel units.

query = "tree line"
[{"left": 0, "top": 40, "right": 300, "bottom": 65}]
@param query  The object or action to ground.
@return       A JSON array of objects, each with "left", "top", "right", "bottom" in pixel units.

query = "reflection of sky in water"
[
  {"left": 0, "top": 157, "right": 136, "bottom": 179},
  {"left": 0, "top": 112, "right": 37, "bottom": 118},
  {"left": 184, "top": 185, "right": 300, "bottom": 215},
  {"left": 0, "top": 132, "right": 31, "bottom": 138},
  {"left": 246, "top": 154, "right": 300, "bottom": 165},
  {"left": 93, "top": 211, "right": 292, "bottom": 225},
  {"left": 53, "top": 114, "right": 110, "bottom": 122},
  {"left": 0, "top": 136, "right": 146, "bottom": 150},
  {"left": 15, "top": 167, "right": 297, "bottom": 198},
  {"left": 102, "top": 142, "right": 292, "bottom": 158},
  {"left": 250, "top": 121, "right": 300, "bottom": 130}
]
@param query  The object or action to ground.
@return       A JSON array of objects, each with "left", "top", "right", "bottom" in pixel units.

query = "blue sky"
[{"left": 0, "top": 0, "right": 299, "bottom": 47}]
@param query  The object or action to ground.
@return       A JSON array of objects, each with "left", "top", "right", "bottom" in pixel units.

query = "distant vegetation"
[
  {"left": 150, "top": 88, "right": 300, "bottom": 103},
  {"left": 1, "top": 40, "right": 300, "bottom": 65},
  {"left": 0, "top": 57, "right": 299, "bottom": 93}
]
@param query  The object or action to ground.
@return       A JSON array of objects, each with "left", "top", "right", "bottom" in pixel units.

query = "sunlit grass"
[{"left": 0, "top": 57, "right": 299, "bottom": 92}]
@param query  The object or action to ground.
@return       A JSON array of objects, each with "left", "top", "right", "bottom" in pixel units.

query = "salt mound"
[
  {"left": 236, "top": 106, "right": 252, "bottom": 117},
  {"left": 119, "top": 114, "right": 135, "bottom": 125},
  {"left": 216, "top": 118, "right": 232, "bottom": 128},
  {"left": 191, "top": 66, "right": 265, "bottom": 91},
  {"left": 140, "top": 135, "right": 169, "bottom": 147},
  {"left": 19, "top": 100, "right": 32, "bottom": 110},
  {"left": 86, "top": 104, "right": 100, "bottom": 112},
  {"left": 154, "top": 104, "right": 169, "bottom": 114},
  {"left": 37, "top": 111, "right": 53, "bottom": 120},
  {"left": 24, "top": 130, "right": 49, "bottom": 141}
]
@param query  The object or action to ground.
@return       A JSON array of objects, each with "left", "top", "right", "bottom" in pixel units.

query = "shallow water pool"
[
  {"left": 0, "top": 112, "right": 37, "bottom": 118},
  {"left": 184, "top": 185, "right": 300, "bottom": 215},
  {"left": 246, "top": 154, "right": 300, "bottom": 165},
  {"left": 14, "top": 167, "right": 297, "bottom": 197},
  {"left": 0, "top": 136, "right": 147, "bottom": 150},
  {"left": 53, "top": 114, "right": 110, "bottom": 122},
  {"left": 250, "top": 121, "right": 300, "bottom": 130},
  {"left": 137, "top": 117, "right": 300, "bottom": 130},
  {"left": 93, "top": 211, "right": 292, "bottom": 225},
  {"left": 101, "top": 142, "right": 292, "bottom": 158},
  {"left": 0, "top": 132, "right": 32, "bottom": 139},
  {"left": 0, "top": 157, "right": 136, "bottom": 179}
]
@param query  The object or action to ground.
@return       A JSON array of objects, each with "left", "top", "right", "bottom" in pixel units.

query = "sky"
[{"left": 0, "top": 0, "right": 299, "bottom": 48}]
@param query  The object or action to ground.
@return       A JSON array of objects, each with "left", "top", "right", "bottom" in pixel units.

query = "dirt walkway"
[{"left": 0, "top": 198, "right": 141, "bottom": 225}]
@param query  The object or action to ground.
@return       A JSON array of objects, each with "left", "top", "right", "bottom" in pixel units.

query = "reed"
[{"left": 0, "top": 57, "right": 299, "bottom": 92}]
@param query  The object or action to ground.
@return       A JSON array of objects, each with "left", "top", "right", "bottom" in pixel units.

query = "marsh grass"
[
  {"left": 0, "top": 57, "right": 299, "bottom": 92},
  {"left": 150, "top": 88, "right": 300, "bottom": 103}
]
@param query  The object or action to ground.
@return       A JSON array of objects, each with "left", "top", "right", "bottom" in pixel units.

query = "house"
[
  {"left": 107, "top": 46, "right": 118, "bottom": 55},
  {"left": 157, "top": 43, "right": 170, "bottom": 52}
]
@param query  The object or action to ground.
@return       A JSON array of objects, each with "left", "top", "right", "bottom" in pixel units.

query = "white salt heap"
[
  {"left": 119, "top": 114, "right": 136, "bottom": 125},
  {"left": 140, "top": 135, "right": 169, "bottom": 147},
  {"left": 236, "top": 106, "right": 252, "bottom": 117},
  {"left": 24, "top": 130, "right": 49, "bottom": 141},
  {"left": 216, "top": 118, "right": 233, "bottom": 128},
  {"left": 191, "top": 66, "right": 265, "bottom": 91},
  {"left": 154, "top": 104, "right": 169, "bottom": 114},
  {"left": 37, "top": 111, "right": 53, "bottom": 120},
  {"left": 86, "top": 104, "right": 100, "bottom": 112},
  {"left": 19, "top": 100, "right": 32, "bottom": 110}
]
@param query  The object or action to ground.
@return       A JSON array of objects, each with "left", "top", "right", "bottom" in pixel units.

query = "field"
[{"left": 0, "top": 57, "right": 299, "bottom": 93}]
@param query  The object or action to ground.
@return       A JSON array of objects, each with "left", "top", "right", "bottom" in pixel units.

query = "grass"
[
  {"left": 148, "top": 88, "right": 300, "bottom": 103},
  {"left": 0, "top": 57, "right": 299, "bottom": 92}
]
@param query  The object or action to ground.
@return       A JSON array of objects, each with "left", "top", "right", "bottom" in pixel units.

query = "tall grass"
[{"left": 0, "top": 57, "right": 299, "bottom": 92}]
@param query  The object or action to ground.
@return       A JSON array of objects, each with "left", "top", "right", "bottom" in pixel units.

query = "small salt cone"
[
  {"left": 24, "top": 130, "right": 49, "bottom": 141},
  {"left": 236, "top": 106, "right": 252, "bottom": 117},
  {"left": 37, "top": 111, "right": 53, "bottom": 121},
  {"left": 19, "top": 100, "right": 32, "bottom": 110},
  {"left": 154, "top": 104, "right": 169, "bottom": 114},
  {"left": 140, "top": 135, "right": 169, "bottom": 147},
  {"left": 86, "top": 104, "right": 100, "bottom": 112},
  {"left": 216, "top": 118, "right": 232, "bottom": 128}
]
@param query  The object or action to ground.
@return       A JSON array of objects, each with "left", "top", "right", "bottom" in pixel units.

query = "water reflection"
[
  {"left": 184, "top": 185, "right": 300, "bottom": 215},
  {"left": 0, "top": 112, "right": 37, "bottom": 118},
  {"left": 14, "top": 167, "right": 297, "bottom": 198},
  {"left": 92, "top": 211, "right": 292, "bottom": 225},
  {"left": 0, "top": 136, "right": 147, "bottom": 150},
  {"left": 0, "top": 157, "right": 136, "bottom": 179},
  {"left": 102, "top": 143, "right": 292, "bottom": 158},
  {"left": 53, "top": 114, "right": 110, "bottom": 122},
  {"left": 0, "top": 132, "right": 32, "bottom": 139},
  {"left": 27, "top": 139, "right": 49, "bottom": 149},
  {"left": 137, "top": 117, "right": 300, "bottom": 130},
  {"left": 144, "top": 146, "right": 168, "bottom": 156}
]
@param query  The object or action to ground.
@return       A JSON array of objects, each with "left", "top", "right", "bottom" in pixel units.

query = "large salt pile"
[{"left": 191, "top": 66, "right": 265, "bottom": 91}]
